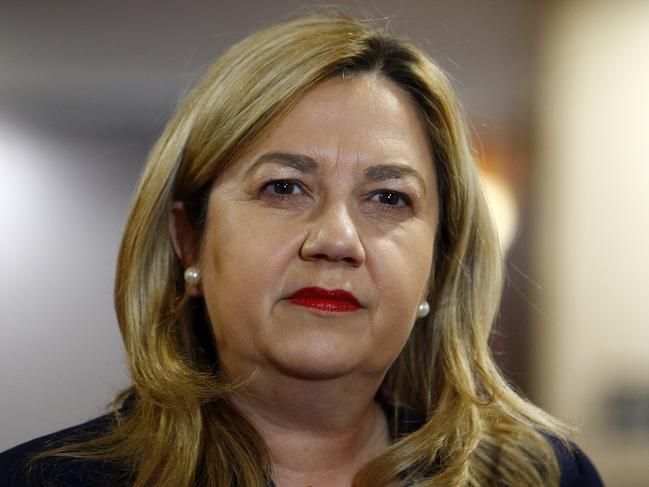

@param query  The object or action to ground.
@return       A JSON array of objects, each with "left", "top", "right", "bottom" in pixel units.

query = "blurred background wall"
[
  {"left": 1, "top": 1, "right": 647, "bottom": 484},
  {"left": 532, "top": 1, "right": 649, "bottom": 484}
]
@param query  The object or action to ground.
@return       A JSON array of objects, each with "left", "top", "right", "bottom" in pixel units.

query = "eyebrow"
[
  {"left": 364, "top": 164, "right": 427, "bottom": 197},
  {"left": 245, "top": 152, "right": 318, "bottom": 176},
  {"left": 246, "top": 151, "right": 427, "bottom": 197}
]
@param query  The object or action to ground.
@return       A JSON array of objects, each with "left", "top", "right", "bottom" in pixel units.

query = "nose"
[{"left": 299, "top": 202, "right": 365, "bottom": 267}]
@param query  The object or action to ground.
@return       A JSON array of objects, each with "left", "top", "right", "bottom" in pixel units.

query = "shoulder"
[
  {"left": 0, "top": 413, "right": 128, "bottom": 487},
  {"left": 546, "top": 435, "right": 605, "bottom": 487}
]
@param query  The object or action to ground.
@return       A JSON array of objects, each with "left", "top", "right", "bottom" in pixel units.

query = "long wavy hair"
[{"left": 30, "top": 12, "right": 567, "bottom": 487}]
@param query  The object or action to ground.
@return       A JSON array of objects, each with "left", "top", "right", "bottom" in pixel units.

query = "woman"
[{"left": 0, "top": 13, "right": 603, "bottom": 487}]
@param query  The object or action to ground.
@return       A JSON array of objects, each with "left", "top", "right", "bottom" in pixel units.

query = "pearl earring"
[
  {"left": 184, "top": 266, "right": 201, "bottom": 286},
  {"left": 417, "top": 301, "right": 430, "bottom": 318}
]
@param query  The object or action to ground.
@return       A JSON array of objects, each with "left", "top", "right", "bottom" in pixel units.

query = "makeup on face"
[
  {"left": 288, "top": 287, "right": 361, "bottom": 313},
  {"left": 197, "top": 75, "right": 438, "bottom": 380}
]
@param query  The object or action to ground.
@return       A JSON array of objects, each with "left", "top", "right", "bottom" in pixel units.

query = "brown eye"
[
  {"left": 370, "top": 190, "right": 411, "bottom": 207},
  {"left": 262, "top": 179, "right": 303, "bottom": 196}
]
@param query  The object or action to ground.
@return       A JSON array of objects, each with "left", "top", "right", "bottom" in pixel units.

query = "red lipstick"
[{"left": 288, "top": 287, "right": 360, "bottom": 312}]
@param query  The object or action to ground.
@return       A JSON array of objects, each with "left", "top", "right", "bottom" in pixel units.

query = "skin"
[{"left": 171, "top": 74, "right": 439, "bottom": 486}]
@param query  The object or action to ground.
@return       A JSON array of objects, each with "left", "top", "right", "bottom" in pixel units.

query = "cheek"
[
  {"left": 371, "top": 229, "right": 434, "bottom": 311},
  {"left": 199, "top": 203, "right": 304, "bottom": 336},
  {"left": 364, "top": 228, "right": 435, "bottom": 363},
  {"left": 208, "top": 210, "right": 301, "bottom": 288}
]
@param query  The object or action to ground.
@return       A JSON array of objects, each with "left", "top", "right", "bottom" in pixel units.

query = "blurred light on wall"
[
  {"left": 0, "top": 118, "right": 133, "bottom": 451},
  {"left": 0, "top": 118, "right": 69, "bottom": 299},
  {"left": 481, "top": 170, "right": 519, "bottom": 253}
]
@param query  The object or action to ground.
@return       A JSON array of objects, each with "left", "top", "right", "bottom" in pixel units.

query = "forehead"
[{"left": 231, "top": 74, "right": 435, "bottom": 185}]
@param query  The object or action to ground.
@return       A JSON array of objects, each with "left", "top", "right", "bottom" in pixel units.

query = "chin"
[{"left": 268, "top": 345, "right": 363, "bottom": 381}]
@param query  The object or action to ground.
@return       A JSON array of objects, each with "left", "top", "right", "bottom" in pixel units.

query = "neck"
[{"left": 230, "top": 370, "right": 392, "bottom": 486}]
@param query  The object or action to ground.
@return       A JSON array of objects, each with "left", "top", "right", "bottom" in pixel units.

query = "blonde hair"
[{"left": 30, "top": 12, "right": 568, "bottom": 487}]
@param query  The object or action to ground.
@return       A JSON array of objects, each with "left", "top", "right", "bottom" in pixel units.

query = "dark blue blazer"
[{"left": 0, "top": 402, "right": 604, "bottom": 486}]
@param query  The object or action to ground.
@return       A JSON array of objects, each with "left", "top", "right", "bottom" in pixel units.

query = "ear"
[{"left": 169, "top": 201, "right": 203, "bottom": 296}]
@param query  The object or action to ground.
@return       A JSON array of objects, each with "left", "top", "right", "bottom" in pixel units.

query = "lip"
[{"left": 288, "top": 287, "right": 361, "bottom": 312}]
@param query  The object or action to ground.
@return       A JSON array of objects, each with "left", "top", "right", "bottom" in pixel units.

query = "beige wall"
[{"left": 534, "top": 1, "right": 649, "bottom": 485}]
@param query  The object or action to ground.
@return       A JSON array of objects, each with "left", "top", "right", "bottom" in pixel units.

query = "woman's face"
[{"left": 198, "top": 74, "right": 438, "bottom": 381}]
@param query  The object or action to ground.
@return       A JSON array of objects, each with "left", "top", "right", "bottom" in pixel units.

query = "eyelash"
[{"left": 259, "top": 179, "right": 412, "bottom": 209}]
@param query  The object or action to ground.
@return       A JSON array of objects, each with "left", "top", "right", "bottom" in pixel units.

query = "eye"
[
  {"left": 258, "top": 179, "right": 310, "bottom": 207},
  {"left": 261, "top": 179, "right": 303, "bottom": 196},
  {"left": 369, "top": 190, "right": 411, "bottom": 207}
]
